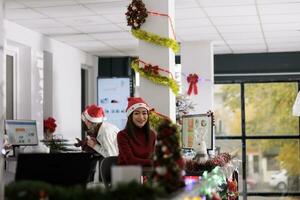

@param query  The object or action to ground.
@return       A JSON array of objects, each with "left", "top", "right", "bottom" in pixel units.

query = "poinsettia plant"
[{"left": 44, "top": 117, "right": 57, "bottom": 133}]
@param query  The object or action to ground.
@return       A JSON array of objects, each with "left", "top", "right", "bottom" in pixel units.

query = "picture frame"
[{"left": 181, "top": 114, "right": 213, "bottom": 150}]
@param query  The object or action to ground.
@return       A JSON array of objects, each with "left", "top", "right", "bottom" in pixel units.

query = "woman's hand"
[{"left": 86, "top": 136, "right": 97, "bottom": 148}]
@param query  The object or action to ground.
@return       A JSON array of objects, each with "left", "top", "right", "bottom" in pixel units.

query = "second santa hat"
[
  {"left": 82, "top": 104, "right": 105, "bottom": 123},
  {"left": 126, "top": 97, "right": 150, "bottom": 116}
]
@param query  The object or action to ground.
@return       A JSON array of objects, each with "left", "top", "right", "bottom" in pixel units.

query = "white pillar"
[
  {"left": 181, "top": 42, "right": 214, "bottom": 114},
  {"left": 31, "top": 50, "right": 44, "bottom": 138},
  {"left": 181, "top": 42, "right": 215, "bottom": 153},
  {"left": 0, "top": 0, "right": 5, "bottom": 197},
  {"left": 137, "top": 0, "right": 176, "bottom": 121}
]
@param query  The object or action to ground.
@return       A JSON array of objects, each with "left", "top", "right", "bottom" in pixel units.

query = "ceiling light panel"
[
  {"left": 17, "top": 0, "right": 77, "bottom": 8},
  {"left": 116, "top": 23, "right": 131, "bottom": 31},
  {"left": 204, "top": 5, "right": 256, "bottom": 17},
  {"left": 226, "top": 39, "right": 265, "bottom": 45},
  {"left": 230, "top": 44, "right": 266, "bottom": 49},
  {"left": 261, "top": 13, "right": 300, "bottom": 24},
  {"left": 179, "top": 33, "right": 221, "bottom": 41},
  {"left": 5, "top": 8, "right": 47, "bottom": 20},
  {"left": 218, "top": 24, "right": 261, "bottom": 33},
  {"left": 176, "top": 26, "right": 217, "bottom": 35},
  {"left": 94, "top": 51, "right": 125, "bottom": 57},
  {"left": 13, "top": 18, "right": 65, "bottom": 28},
  {"left": 176, "top": 0, "right": 199, "bottom": 9},
  {"left": 266, "top": 37, "right": 300, "bottom": 43},
  {"left": 263, "top": 23, "right": 300, "bottom": 31},
  {"left": 264, "top": 30, "right": 300, "bottom": 38},
  {"left": 75, "top": 24, "right": 121, "bottom": 33},
  {"left": 257, "top": 0, "right": 300, "bottom": 5},
  {"left": 34, "top": 27, "right": 80, "bottom": 35},
  {"left": 259, "top": 3, "right": 300, "bottom": 15},
  {"left": 211, "top": 16, "right": 259, "bottom": 26},
  {"left": 222, "top": 32, "right": 263, "bottom": 40},
  {"left": 79, "top": 0, "right": 129, "bottom": 2},
  {"left": 268, "top": 42, "right": 300, "bottom": 48},
  {"left": 85, "top": 2, "right": 127, "bottom": 14},
  {"left": 57, "top": 15, "right": 111, "bottom": 27},
  {"left": 269, "top": 46, "right": 300, "bottom": 53},
  {"left": 35, "top": 5, "right": 93, "bottom": 17},
  {"left": 5, "top": 1, "right": 27, "bottom": 9},
  {"left": 90, "top": 31, "right": 132, "bottom": 40},
  {"left": 176, "top": 18, "right": 211, "bottom": 28},
  {"left": 101, "top": 13, "right": 126, "bottom": 23},
  {"left": 198, "top": 0, "right": 254, "bottom": 7},
  {"left": 175, "top": 8, "right": 206, "bottom": 19},
  {"left": 52, "top": 34, "right": 95, "bottom": 42},
  {"left": 105, "top": 39, "right": 138, "bottom": 46}
]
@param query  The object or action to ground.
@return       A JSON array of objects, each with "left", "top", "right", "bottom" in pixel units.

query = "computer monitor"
[
  {"left": 15, "top": 153, "right": 98, "bottom": 186},
  {"left": 4, "top": 120, "right": 38, "bottom": 146}
]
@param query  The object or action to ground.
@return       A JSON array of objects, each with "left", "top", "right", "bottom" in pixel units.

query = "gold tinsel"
[
  {"left": 131, "top": 59, "right": 179, "bottom": 96},
  {"left": 131, "top": 29, "right": 179, "bottom": 53}
]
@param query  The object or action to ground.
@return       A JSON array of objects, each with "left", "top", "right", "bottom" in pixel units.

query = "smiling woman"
[{"left": 117, "top": 97, "right": 156, "bottom": 167}]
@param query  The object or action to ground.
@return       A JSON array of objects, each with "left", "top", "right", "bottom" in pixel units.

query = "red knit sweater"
[{"left": 117, "top": 127, "right": 156, "bottom": 166}]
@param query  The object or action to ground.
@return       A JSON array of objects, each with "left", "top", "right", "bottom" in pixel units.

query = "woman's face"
[{"left": 132, "top": 107, "right": 148, "bottom": 128}]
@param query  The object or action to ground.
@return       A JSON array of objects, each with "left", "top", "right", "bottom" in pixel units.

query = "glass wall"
[{"left": 214, "top": 81, "right": 300, "bottom": 199}]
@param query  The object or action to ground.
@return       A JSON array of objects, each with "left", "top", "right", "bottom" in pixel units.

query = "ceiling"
[{"left": 4, "top": 0, "right": 300, "bottom": 56}]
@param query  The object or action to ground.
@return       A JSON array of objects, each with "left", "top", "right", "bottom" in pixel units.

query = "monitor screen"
[
  {"left": 5, "top": 120, "right": 38, "bottom": 146},
  {"left": 15, "top": 153, "right": 98, "bottom": 186}
]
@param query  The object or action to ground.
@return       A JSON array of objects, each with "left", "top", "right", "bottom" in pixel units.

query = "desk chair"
[{"left": 99, "top": 156, "right": 118, "bottom": 189}]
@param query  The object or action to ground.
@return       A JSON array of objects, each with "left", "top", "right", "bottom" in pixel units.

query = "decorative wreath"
[
  {"left": 126, "top": 0, "right": 179, "bottom": 53},
  {"left": 126, "top": 0, "right": 148, "bottom": 29},
  {"left": 131, "top": 59, "right": 179, "bottom": 95}
]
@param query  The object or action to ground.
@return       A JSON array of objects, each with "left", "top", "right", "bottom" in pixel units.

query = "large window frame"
[{"left": 215, "top": 79, "right": 300, "bottom": 199}]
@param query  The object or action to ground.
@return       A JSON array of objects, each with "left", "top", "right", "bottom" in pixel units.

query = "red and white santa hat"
[
  {"left": 126, "top": 97, "right": 150, "bottom": 116},
  {"left": 81, "top": 104, "right": 105, "bottom": 123}
]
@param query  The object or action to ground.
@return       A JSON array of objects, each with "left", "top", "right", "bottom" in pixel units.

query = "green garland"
[
  {"left": 5, "top": 180, "right": 166, "bottom": 200},
  {"left": 131, "top": 29, "right": 179, "bottom": 53},
  {"left": 131, "top": 60, "right": 179, "bottom": 95}
]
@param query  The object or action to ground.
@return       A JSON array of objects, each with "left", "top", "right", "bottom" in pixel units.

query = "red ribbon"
[
  {"left": 187, "top": 74, "right": 199, "bottom": 95},
  {"left": 147, "top": 11, "right": 176, "bottom": 40},
  {"left": 138, "top": 59, "right": 174, "bottom": 79}
]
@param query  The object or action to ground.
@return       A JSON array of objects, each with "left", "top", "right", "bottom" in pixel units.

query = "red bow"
[
  {"left": 144, "top": 64, "right": 159, "bottom": 75},
  {"left": 187, "top": 74, "right": 199, "bottom": 95}
]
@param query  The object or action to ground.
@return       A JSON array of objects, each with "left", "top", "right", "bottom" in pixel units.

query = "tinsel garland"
[
  {"left": 149, "top": 112, "right": 165, "bottom": 131},
  {"left": 131, "top": 59, "right": 179, "bottom": 95},
  {"left": 131, "top": 29, "right": 179, "bottom": 53},
  {"left": 185, "top": 153, "right": 232, "bottom": 174},
  {"left": 5, "top": 180, "right": 166, "bottom": 200}
]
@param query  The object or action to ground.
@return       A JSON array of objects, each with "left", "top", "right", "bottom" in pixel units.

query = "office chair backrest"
[{"left": 100, "top": 156, "right": 118, "bottom": 189}]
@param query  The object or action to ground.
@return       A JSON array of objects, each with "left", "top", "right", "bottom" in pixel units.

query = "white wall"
[{"left": 4, "top": 20, "right": 98, "bottom": 142}]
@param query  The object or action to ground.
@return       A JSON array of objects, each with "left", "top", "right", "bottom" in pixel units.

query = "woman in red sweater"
[{"left": 117, "top": 97, "right": 156, "bottom": 166}]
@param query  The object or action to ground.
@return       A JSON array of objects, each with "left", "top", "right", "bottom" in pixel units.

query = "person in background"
[
  {"left": 75, "top": 104, "right": 119, "bottom": 157},
  {"left": 117, "top": 97, "right": 156, "bottom": 166}
]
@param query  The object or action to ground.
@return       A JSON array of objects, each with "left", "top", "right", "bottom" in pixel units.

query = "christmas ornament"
[{"left": 126, "top": 0, "right": 148, "bottom": 29}]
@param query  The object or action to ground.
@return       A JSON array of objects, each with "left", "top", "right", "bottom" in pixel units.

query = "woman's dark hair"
[{"left": 125, "top": 112, "right": 151, "bottom": 145}]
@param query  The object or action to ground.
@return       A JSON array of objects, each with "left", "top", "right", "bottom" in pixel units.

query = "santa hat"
[
  {"left": 82, "top": 104, "right": 105, "bottom": 123},
  {"left": 126, "top": 97, "right": 150, "bottom": 116}
]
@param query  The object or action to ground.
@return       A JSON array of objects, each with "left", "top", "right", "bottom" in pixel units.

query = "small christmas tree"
[{"left": 151, "top": 119, "right": 185, "bottom": 192}]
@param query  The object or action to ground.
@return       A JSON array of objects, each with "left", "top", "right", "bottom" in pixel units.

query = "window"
[{"left": 214, "top": 81, "right": 300, "bottom": 199}]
